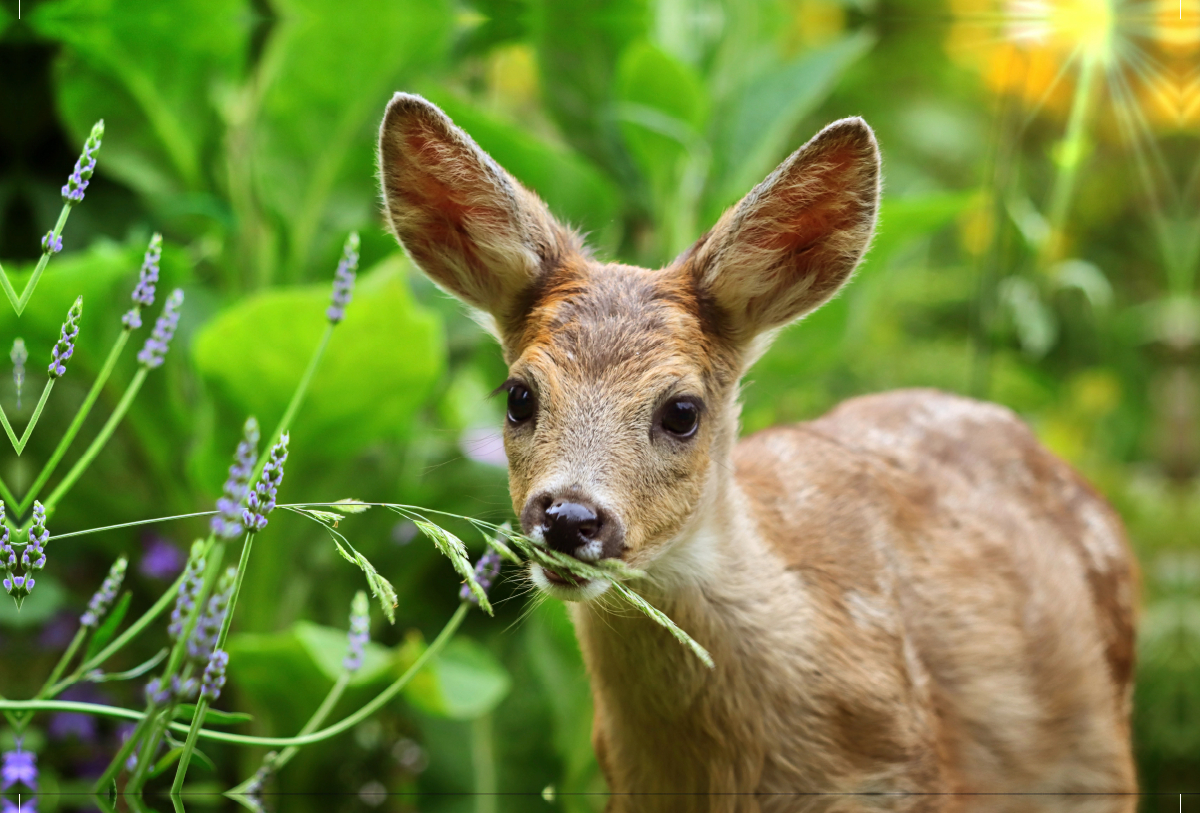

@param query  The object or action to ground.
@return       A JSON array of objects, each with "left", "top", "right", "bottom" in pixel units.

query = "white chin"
[{"left": 530, "top": 563, "right": 611, "bottom": 602}]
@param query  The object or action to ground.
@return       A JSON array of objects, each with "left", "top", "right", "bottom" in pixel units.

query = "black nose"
[{"left": 542, "top": 500, "right": 599, "bottom": 554}]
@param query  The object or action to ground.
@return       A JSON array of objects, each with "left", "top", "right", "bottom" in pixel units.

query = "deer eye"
[
  {"left": 660, "top": 399, "right": 699, "bottom": 438},
  {"left": 506, "top": 384, "right": 536, "bottom": 424}
]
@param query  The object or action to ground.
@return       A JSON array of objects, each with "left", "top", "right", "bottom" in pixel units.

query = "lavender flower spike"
[
  {"left": 137, "top": 288, "right": 184, "bottom": 368},
  {"left": 168, "top": 541, "right": 208, "bottom": 640},
  {"left": 460, "top": 548, "right": 502, "bottom": 604},
  {"left": 326, "top": 232, "right": 360, "bottom": 324},
  {"left": 200, "top": 649, "right": 229, "bottom": 701},
  {"left": 0, "top": 503, "right": 13, "bottom": 570},
  {"left": 211, "top": 417, "right": 260, "bottom": 539},
  {"left": 81, "top": 557, "right": 128, "bottom": 628},
  {"left": 343, "top": 591, "right": 370, "bottom": 673},
  {"left": 61, "top": 120, "right": 104, "bottom": 205},
  {"left": 243, "top": 433, "right": 289, "bottom": 532},
  {"left": 23, "top": 501, "right": 49, "bottom": 573},
  {"left": 48, "top": 296, "right": 83, "bottom": 379},
  {"left": 41, "top": 231, "right": 62, "bottom": 255},
  {"left": 1, "top": 739, "right": 37, "bottom": 790},
  {"left": 122, "top": 233, "right": 162, "bottom": 330},
  {"left": 189, "top": 566, "right": 236, "bottom": 662}
]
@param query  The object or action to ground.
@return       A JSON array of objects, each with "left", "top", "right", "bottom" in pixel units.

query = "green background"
[{"left": 0, "top": 0, "right": 1196, "bottom": 810}]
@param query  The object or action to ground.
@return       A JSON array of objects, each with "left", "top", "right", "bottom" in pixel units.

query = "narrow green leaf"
[
  {"left": 84, "top": 592, "right": 132, "bottom": 662},
  {"left": 86, "top": 648, "right": 168, "bottom": 683},
  {"left": 331, "top": 499, "right": 371, "bottom": 515},
  {"left": 479, "top": 522, "right": 521, "bottom": 565},
  {"left": 611, "top": 582, "right": 713, "bottom": 669},
  {"left": 172, "top": 704, "right": 253, "bottom": 726},
  {"left": 413, "top": 519, "right": 492, "bottom": 615}
]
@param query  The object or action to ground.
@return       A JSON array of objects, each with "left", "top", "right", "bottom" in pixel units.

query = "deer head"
[{"left": 378, "top": 93, "right": 880, "bottom": 601}]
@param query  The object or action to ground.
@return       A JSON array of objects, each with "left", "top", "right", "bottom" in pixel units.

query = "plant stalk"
[{"left": 19, "top": 329, "right": 132, "bottom": 514}]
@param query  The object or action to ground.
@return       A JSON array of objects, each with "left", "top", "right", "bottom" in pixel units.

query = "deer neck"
[{"left": 569, "top": 439, "right": 804, "bottom": 794}]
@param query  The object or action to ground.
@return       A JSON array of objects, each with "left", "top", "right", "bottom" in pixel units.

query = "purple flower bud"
[
  {"left": 459, "top": 548, "right": 502, "bottom": 604},
  {"left": 61, "top": 120, "right": 104, "bottom": 204},
  {"left": 81, "top": 557, "right": 127, "bottom": 628},
  {"left": 200, "top": 649, "right": 229, "bottom": 701},
  {"left": 172, "top": 674, "right": 198, "bottom": 701},
  {"left": 22, "top": 501, "right": 48, "bottom": 572},
  {"left": 211, "top": 418, "right": 259, "bottom": 539},
  {"left": 188, "top": 566, "right": 236, "bottom": 662},
  {"left": 168, "top": 541, "right": 207, "bottom": 641},
  {"left": 137, "top": 288, "right": 184, "bottom": 368},
  {"left": 144, "top": 677, "right": 172, "bottom": 705},
  {"left": 1, "top": 739, "right": 37, "bottom": 790},
  {"left": 326, "top": 232, "right": 360, "bottom": 324},
  {"left": 0, "top": 505, "right": 13, "bottom": 570},
  {"left": 243, "top": 433, "right": 288, "bottom": 532},
  {"left": 122, "top": 233, "right": 162, "bottom": 330},
  {"left": 48, "top": 296, "right": 83, "bottom": 379},
  {"left": 41, "top": 231, "right": 63, "bottom": 255},
  {"left": 2, "top": 574, "right": 34, "bottom": 599},
  {"left": 343, "top": 591, "right": 370, "bottom": 673}
]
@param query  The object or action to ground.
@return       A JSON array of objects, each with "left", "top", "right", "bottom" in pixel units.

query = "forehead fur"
[{"left": 511, "top": 257, "right": 737, "bottom": 387}]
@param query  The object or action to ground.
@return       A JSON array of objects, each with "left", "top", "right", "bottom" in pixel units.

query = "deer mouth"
[
  {"left": 542, "top": 567, "right": 583, "bottom": 586},
  {"left": 530, "top": 562, "right": 612, "bottom": 602}
]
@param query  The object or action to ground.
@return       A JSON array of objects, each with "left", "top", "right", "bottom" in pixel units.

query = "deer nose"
[{"left": 542, "top": 500, "right": 600, "bottom": 554}]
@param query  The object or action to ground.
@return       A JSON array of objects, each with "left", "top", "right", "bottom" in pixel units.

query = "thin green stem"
[
  {"left": 56, "top": 565, "right": 190, "bottom": 693},
  {"left": 44, "top": 367, "right": 147, "bottom": 514},
  {"left": 19, "top": 330, "right": 132, "bottom": 514},
  {"left": 227, "top": 671, "right": 351, "bottom": 795},
  {"left": 1040, "top": 50, "right": 1099, "bottom": 268},
  {"left": 0, "top": 478, "right": 17, "bottom": 508},
  {"left": 8, "top": 603, "right": 470, "bottom": 749},
  {"left": 95, "top": 700, "right": 156, "bottom": 793},
  {"left": 0, "top": 379, "right": 55, "bottom": 456},
  {"left": 0, "top": 203, "right": 72, "bottom": 315},
  {"left": 255, "top": 323, "right": 333, "bottom": 482},
  {"left": 94, "top": 539, "right": 223, "bottom": 793},
  {"left": 50, "top": 512, "right": 217, "bottom": 542},
  {"left": 172, "top": 531, "right": 256, "bottom": 791},
  {"left": 40, "top": 624, "right": 88, "bottom": 698}
]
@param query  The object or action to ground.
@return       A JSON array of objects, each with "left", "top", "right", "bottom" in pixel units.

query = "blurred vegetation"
[{"left": 0, "top": 0, "right": 1197, "bottom": 810}]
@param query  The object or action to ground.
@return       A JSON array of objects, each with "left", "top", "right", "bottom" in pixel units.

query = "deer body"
[
  {"left": 377, "top": 93, "right": 1138, "bottom": 811},
  {"left": 578, "top": 390, "right": 1136, "bottom": 812}
]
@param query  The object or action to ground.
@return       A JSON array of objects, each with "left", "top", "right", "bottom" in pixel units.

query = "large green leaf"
[
  {"left": 293, "top": 620, "right": 394, "bottom": 686},
  {"left": 251, "top": 0, "right": 453, "bottom": 277},
  {"left": 192, "top": 254, "right": 445, "bottom": 453},
  {"left": 424, "top": 92, "right": 621, "bottom": 242},
  {"left": 708, "top": 32, "right": 873, "bottom": 218},
  {"left": 530, "top": 0, "right": 649, "bottom": 174},
  {"left": 403, "top": 636, "right": 512, "bottom": 721},
  {"left": 613, "top": 41, "right": 708, "bottom": 200},
  {"left": 31, "top": 0, "right": 248, "bottom": 193}
]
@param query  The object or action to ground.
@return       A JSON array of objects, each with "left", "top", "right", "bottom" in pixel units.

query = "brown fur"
[{"left": 378, "top": 94, "right": 1138, "bottom": 812}]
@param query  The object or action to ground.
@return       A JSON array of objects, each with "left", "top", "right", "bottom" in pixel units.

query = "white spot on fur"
[{"left": 576, "top": 538, "right": 603, "bottom": 562}]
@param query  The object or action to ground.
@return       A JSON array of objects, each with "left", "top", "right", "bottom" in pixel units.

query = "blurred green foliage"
[{"left": 0, "top": 0, "right": 1197, "bottom": 810}]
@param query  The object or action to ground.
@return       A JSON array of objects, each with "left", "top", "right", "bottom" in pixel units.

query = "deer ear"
[
  {"left": 378, "top": 93, "right": 575, "bottom": 331},
  {"left": 683, "top": 117, "right": 880, "bottom": 343}
]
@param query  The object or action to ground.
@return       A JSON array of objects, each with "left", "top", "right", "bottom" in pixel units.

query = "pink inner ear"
[
  {"left": 389, "top": 127, "right": 515, "bottom": 300},
  {"left": 748, "top": 144, "right": 864, "bottom": 259}
]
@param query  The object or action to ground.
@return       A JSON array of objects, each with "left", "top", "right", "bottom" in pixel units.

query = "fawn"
[{"left": 378, "top": 93, "right": 1138, "bottom": 812}]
